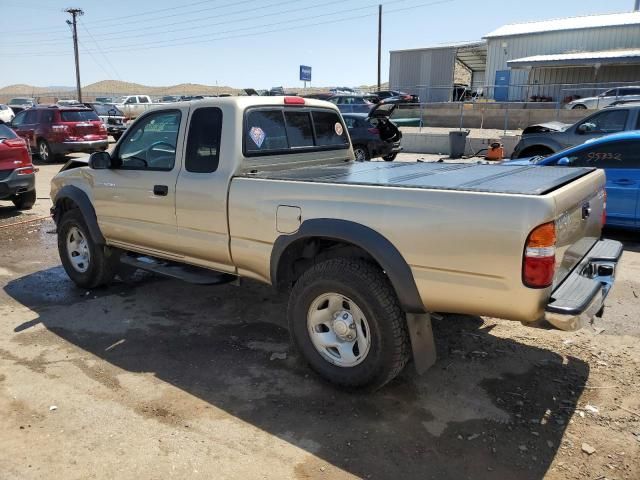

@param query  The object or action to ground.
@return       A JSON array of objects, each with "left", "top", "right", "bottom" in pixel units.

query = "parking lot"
[{"left": 0, "top": 150, "right": 637, "bottom": 480}]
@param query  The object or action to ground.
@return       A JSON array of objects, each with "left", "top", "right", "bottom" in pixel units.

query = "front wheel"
[
  {"left": 57, "top": 209, "right": 119, "bottom": 289},
  {"left": 288, "top": 258, "right": 411, "bottom": 390},
  {"left": 382, "top": 153, "right": 397, "bottom": 162},
  {"left": 572, "top": 104, "right": 587, "bottom": 110}
]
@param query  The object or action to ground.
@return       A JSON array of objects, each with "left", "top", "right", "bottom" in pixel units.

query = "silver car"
[
  {"left": 566, "top": 86, "right": 640, "bottom": 110},
  {"left": 512, "top": 104, "right": 640, "bottom": 158}
]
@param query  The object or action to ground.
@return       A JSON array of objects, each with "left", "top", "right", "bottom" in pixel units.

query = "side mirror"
[
  {"left": 88, "top": 151, "right": 112, "bottom": 169},
  {"left": 557, "top": 157, "right": 571, "bottom": 166},
  {"left": 577, "top": 123, "right": 593, "bottom": 134}
]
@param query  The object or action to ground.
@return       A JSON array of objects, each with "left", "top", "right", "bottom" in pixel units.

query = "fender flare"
[
  {"left": 271, "top": 218, "right": 426, "bottom": 313},
  {"left": 53, "top": 185, "right": 105, "bottom": 245},
  {"left": 518, "top": 138, "right": 563, "bottom": 155}
]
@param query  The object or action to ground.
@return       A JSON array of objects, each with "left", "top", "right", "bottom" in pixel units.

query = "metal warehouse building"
[
  {"left": 389, "top": 41, "right": 487, "bottom": 102},
  {"left": 390, "top": 11, "right": 640, "bottom": 103}
]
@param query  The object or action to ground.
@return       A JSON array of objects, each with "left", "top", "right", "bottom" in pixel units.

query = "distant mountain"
[{"left": 0, "top": 79, "right": 389, "bottom": 99}]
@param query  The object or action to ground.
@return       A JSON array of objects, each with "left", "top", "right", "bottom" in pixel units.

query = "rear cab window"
[{"left": 244, "top": 107, "right": 348, "bottom": 156}]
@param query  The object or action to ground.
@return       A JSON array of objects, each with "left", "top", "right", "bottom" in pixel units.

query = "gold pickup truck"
[{"left": 50, "top": 96, "right": 622, "bottom": 389}]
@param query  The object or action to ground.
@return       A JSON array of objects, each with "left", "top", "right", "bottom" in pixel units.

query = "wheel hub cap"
[
  {"left": 307, "top": 293, "right": 371, "bottom": 368},
  {"left": 66, "top": 226, "right": 90, "bottom": 273}
]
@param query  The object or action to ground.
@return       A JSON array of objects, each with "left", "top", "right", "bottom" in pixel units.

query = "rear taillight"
[
  {"left": 601, "top": 189, "right": 607, "bottom": 226},
  {"left": 98, "top": 123, "right": 107, "bottom": 133},
  {"left": 523, "top": 222, "right": 556, "bottom": 288},
  {"left": 2, "top": 137, "right": 26, "bottom": 148},
  {"left": 16, "top": 166, "right": 35, "bottom": 175},
  {"left": 368, "top": 128, "right": 380, "bottom": 134}
]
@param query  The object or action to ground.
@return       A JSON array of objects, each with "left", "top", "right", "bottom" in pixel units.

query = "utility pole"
[
  {"left": 377, "top": 4, "right": 382, "bottom": 92},
  {"left": 65, "top": 7, "right": 84, "bottom": 102}
]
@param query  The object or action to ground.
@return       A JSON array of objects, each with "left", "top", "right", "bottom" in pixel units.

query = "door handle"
[
  {"left": 153, "top": 185, "right": 169, "bottom": 196},
  {"left": 612, "top": 179, "right": 635, "bottom": 186}
]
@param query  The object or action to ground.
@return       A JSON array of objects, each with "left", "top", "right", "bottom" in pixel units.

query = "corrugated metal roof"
[
  {"left": 390, "top": 40, "right": 486, "bottom": 53},
  {"left": 508, "top": 48, "right": 640, "bottom": 67},
  {"left": 484, "top": 11, "right": 640, "bottom": 39}
]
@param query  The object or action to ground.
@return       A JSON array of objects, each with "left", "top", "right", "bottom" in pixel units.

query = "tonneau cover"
[{"left": 243, "top": 162, "right": 595, "bottom": 195}]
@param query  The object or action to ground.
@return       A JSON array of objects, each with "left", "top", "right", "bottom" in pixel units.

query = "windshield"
[
  {"left": 60, "top": 110, "right": 100, "bottom": 122},
  {"left": 92, "top": 104, "right": 124, "bottom": 116},
  {"left": 9, "top": 98, "right": 30, "bottom": 105},
  {"left": 0, "top": 124, "right": 18, "bottom": 139}
]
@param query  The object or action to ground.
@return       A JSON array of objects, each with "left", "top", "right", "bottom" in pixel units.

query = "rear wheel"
[
  {"left": 572, "top": 104, "right": 587, "bottom": 110},
  {"left": 57, "top": 209, "right": 119, "bottom": 289},
  {"left": 382, "top": 153, "right": 397, "bottom": 162},
  {"left": 288, "top": 258, "right": 411, "bottom": 390},
  {"left": 353, "top": 145, "right": 370, "bottom": 162},
  {"left": 37, "top": 139, "right": 53, "bottom": 163},
  {"left": 12, "top": 190, "right": 36, "bottom": 210}
]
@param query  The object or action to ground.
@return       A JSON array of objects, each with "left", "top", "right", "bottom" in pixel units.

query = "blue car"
[{"left": 505, "top": 131, "right": 640, "bottom": 229}]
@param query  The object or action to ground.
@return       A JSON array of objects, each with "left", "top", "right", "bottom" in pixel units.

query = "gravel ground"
[{"left": 0, "top": 151, "right": 638, "bottom": 480}]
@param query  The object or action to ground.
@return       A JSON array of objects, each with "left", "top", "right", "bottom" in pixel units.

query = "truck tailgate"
[
  {"left": 243, "top": 162, "right": 596, "bottom": 195},
  {"left": 550, "top": 168, "right": 607, "bottom": 288}
]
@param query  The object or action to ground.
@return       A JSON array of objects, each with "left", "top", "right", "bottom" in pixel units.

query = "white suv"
[{"left": 566, "top": 86, "right": 640, "bottom": 110}]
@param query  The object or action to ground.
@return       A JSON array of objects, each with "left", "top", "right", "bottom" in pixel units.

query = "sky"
[{"left": 0, "top": 0, "right": 636, "bottom": 89}]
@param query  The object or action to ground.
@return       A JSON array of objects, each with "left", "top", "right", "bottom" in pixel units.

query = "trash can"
[{"left": 449, "top": 130, "right": 469, "bottom": 159}]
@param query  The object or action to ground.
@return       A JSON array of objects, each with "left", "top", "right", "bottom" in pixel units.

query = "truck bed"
[{"left": 243, "top": 162, "right": 595, "bottom": 196}]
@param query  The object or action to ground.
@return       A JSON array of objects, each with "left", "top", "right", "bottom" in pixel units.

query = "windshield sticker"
[
  {"left": 334, "top": 122, "right": 344, "bottom": 136},
  {"left": 249, "top": 126, "right": 266, "bottom": 148}
]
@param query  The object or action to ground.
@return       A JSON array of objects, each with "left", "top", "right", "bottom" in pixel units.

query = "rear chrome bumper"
[
  {"left": 545, "top": 239, "right": 623, "bottom": 331},
  {"left": 52, "top": 140, "right": 108, "bottom": 154}
]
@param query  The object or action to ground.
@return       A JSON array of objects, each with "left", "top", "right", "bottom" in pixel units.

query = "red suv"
[
  {"left": 9, "top": 105, "right": 108, "bottom": 162},
  {"left": 0, "top": 122, "right": 36, "bottom": 210}
]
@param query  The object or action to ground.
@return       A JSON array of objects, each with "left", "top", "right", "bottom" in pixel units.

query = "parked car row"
[
  {"left": 0, "top": 122, "right": 36, "bottom": 210},
  {"left": 5, "top": 105, "right": 108, "bottom": 162}
]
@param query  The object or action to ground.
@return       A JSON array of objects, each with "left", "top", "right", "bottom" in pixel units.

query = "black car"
[
  {"left": 373, "top": 90, "right": 419, "bottom": 104},
  {"left": 343, "top": 103, "right": 402, "bottom": 161},
  {"left": 84, "top": 102, "right": 128, "bottom": 141}
]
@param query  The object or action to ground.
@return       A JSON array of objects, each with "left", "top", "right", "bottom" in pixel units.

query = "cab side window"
[
  {"left": 24, "top": 110, "right": 38, "bottom": 124},
  {"left": 115, "top": 110, "right": 181, "bottom": 170},
  {"left": 566, "top": 141, "right": 640, "bottom": 169},
  {"left": 579, "top": 110, "right": 628, "bottom": 134},
  {"left": 185, "top": 107, "right": 222, "bottom": 173}
]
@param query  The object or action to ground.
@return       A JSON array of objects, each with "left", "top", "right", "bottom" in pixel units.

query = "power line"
[
  {"left": 2, "top": 0, "right": 264, "bottom": 35},
  {"left": 3, "top": 0, "right": 452, "bottom": 58},
  {"left": 11, "top": 0, "right": 426, "bottom": 54},
  {"left": 9, "top": 0, "right": 317, "bottom": 46},
  {"left": 78, "top": 20, "right": 123, "bottom": 80}
]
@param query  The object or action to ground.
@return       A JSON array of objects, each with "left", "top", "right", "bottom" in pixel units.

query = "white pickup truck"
[
  {"left": 114, "top": 95, "right": 155, "bottom": 120},
  {"left": 50, "top": 96, "right": 622, "bottom": 389}
]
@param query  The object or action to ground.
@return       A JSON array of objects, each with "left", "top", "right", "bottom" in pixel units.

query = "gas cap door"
[{"left": 276, "top": 205, "right": 302, "bottom": 234}]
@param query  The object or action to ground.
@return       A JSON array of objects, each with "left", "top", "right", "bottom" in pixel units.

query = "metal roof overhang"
[
  {"left": 391, "top": 40, "right": 487, "bottom": 72},
  {"left": 508, "top": 49, "right": 640, "bottom": 68}
]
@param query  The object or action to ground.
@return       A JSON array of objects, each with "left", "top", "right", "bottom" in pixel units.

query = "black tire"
[
  {"left": 288, "top": 258, "right": 411, "bottom": 390},
  {"left": 37, "top": 139, "right": 53, "bottom": 163},
  {"left": 112, "top": 133, "right": 122, "bottom": 142},
  {"left": 382, "top": 153, "right": 397, "bottom": 162},
  {"left": 572, "top": 104, "right": 587, "bottom": 110},
  {"left": 12, "top": 190, "right": 36, "bottom": 210},
  {"left": 353, "top": 145, "right": 370, "bottom": 162},
  {"left": 57, "top": 209, "right": 119, "bottom": 289},
  {"left": 517, "top": 146, "right": 554, "bottom": 159}
]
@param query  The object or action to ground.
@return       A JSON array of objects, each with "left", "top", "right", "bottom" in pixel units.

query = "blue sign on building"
[{"left": 299, "top": 65, "right": 312, "bottom": 82}]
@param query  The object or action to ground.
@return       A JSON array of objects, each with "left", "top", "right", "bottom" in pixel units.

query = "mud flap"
[{"left": 406, "top": 313, "right": 437, "bottom": 374}]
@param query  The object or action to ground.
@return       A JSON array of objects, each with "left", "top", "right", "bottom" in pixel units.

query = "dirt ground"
[{"left": 0, "top": 152, "right": 638, "bottom": 480}]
